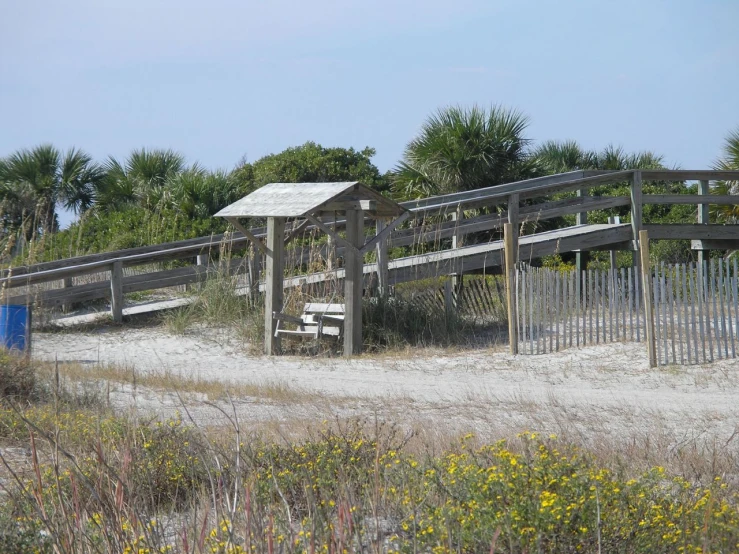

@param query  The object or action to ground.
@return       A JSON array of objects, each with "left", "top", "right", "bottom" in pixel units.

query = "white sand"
[{"left": 30, "top": 325, "right": 739, "bottom": 448}]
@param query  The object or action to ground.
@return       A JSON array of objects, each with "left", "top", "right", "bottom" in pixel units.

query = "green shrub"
[{"left": 0, "top": 353, "right": 37, "bottom": 403}]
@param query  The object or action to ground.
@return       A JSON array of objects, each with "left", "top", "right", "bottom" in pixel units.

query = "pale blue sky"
[{"left": 2, "top": 0, "right": 738, "bottom": 183}]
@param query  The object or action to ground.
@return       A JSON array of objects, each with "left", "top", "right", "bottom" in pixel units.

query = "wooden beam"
[
  {"left": 358, "top": 211, "right": 410, "bottom": 255},
  {"left": 264, "top": 217, "right": 285, "bottom": 355},
  {"left": 374, "top": 218, "right": 389, "bottom": 297},
  {"left": 305, "top": 214, "right": 360, "bottom": 254},
  {"left": 642, "top": 194, "right": 739, "bottom": 205},
  {"left": 225, "top": 218, "right": 269, "bottom": 256},
  {"left": 344, "top": 208, "right": 364, "bottom": 356},
  {"left": 284, "top": 218, "right": 311, "bottom": 244},
  {"left": 642, "top": 224, "right": 739, "bottom": 240},
  {"left": 640, "top": 170, "right": 739, "bottom": 181},
  {"left": 691, "top": 239, "right": 739, "bottom": 250},
  {"left": 639, "top": 230, "right": 657, "bottom": 367}
]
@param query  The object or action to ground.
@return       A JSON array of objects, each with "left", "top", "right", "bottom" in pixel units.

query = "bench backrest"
[{"left": 303, "top": 303, "right": 345, "bottom": 315}]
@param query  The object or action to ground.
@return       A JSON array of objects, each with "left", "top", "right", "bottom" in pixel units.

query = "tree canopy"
[
  {"left": 393, "top": 105, "right": 535, "bottom": 199},
  {"left": 232, "top": 142, "right": 390, "bottom": 195}
]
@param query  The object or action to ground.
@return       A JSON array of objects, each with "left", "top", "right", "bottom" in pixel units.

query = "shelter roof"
[{"left": 214, "top": 182, "right": 405, "bottom": 218}]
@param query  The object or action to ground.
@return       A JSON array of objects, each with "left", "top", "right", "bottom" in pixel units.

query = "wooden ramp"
[{"left": 280, "top": 223, "right": 632, "bottom": 289}]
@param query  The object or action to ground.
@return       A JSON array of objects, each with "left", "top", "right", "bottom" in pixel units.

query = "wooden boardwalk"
[{"left": 3, "top": 168, "right": 738, "bottom": 327}]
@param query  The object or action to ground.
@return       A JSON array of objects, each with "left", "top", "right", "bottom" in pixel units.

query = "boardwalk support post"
[
  {"left": 264, "top": 217, "right": 285, "bottom": 355},
  {"left": 344, "top": 208, "right": 364, "bottom": 356},
  {"left": 451, "top": 205, "right": 464, "bottom": 306},
  {"left": 504, "top": 223, "right": 518, "bottom": 354},
  {"left": 697, "top": 179, "right": 709, "bottom": 268},
  {"left": 375, "top": 218, "right": 389, "bottom": 297},
  {"left": 110, "top": 261, "right": 123, "bottom": 323},
  {"left": 576, "top": 188, "right": 589, "bottom": 273},
  {"left": 639, "top": 230, "right": 657, "bottom": 367}
]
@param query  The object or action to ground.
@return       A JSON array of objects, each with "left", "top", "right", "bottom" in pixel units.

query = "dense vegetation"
[
  {"left": 0, "top": 108, "right": 737, "bottom": 265},
  {"left": 1, "top": 356, "right": 739, "bottom": 553}
]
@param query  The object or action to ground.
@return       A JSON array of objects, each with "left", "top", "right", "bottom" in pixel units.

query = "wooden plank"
[
  {"left": 343, "top": 208, "right": 364, "bottom": 356},
  {"left": 110, "top": 261, "right": 123, "bottom": 323},
  {"left": 642, "top": 224, "right": 739, "bottom": 241},
  {"left": 628, "top": 266, "right": 634, "bottom": 341},
  {"left": 359, "top": 212, "right": 411, "bottom": 255},
  {"left": 674, "top": 265, "right": 684, "bottom": 364},
  {"left": 727, "top": 259, "right": 737, "bottom": 359},
  {"left": 668, "top": 267, "right": 680, "bottom": 364},
  {"left": 703, "top": 261, "right": 714, "bottom": 362},
  {"left": 654, "top": 267, "right": 662, "bottom": 364},
  {"left": 691, "top": 239, "right": 739, "bottom": 251},
  {"left": 225, "top": 217, "right": 269, "bottom": 255},
  {"left": 719, "top": 258, "right": 729, "bottom": 358},
  {"left": 640, "top": 170, "right": 739, "bottom": 181},
  {"left": 693, "top": 262, "right": 706, "bottom": 363},
  {"left": 264, "top": 217, "right": 286, "bottom": 355},
  {"left": 734, "top": 258, "right": 739, "bottom": 350},
  {"left": 521, "top": 195, "right": 630, "bottom": 219},
  {"left": 402, "top": 171, "right": 586, "bottom": 211},
  {"left": 374, "top": 218, "right": 389, "bottom": 297},
  {"left": 555, "top": 270, "right": 560, "bottom": 352},
  {"left": 568, "top": 270, "right": 574, "bottom": 347},
  {"left": 681, "top": 264, "right": 693, "bottom": 364},
  {"left": 639, "top": 230, "right": 657, "bottom": 367},
  {"left": 305, "top": 214, "right": 359, "bottom": 254},
  {"left": 711, "top": 259, "right": 722, "bottom": 359},
  {"left": 304, "top": 303, "right": 346, "bottom": 313},
  {"left": 642, "top": 195, "right": 739, "bottom": 205}
]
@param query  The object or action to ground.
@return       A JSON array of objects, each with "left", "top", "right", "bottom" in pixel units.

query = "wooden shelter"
[{"left": 215, "top": 182, "right": 408, "bottom": 356}]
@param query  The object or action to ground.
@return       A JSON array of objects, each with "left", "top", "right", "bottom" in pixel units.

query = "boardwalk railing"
[{"left": 2, "top": 169, "right": 738, "bottom": 325}]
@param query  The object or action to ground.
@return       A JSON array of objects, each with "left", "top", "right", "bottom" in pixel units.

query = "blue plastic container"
[{"left": 0, "top": 305, "right": 30, "bottom": 352}]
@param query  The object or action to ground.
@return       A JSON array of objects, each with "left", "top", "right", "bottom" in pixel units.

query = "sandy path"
[{"left": 30, "top": 326, "right": 739, "bottom": 446}]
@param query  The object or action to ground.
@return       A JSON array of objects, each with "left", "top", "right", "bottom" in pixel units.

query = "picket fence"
[{"left": 515, "top": 258, "right": 739, "bottom": 365}]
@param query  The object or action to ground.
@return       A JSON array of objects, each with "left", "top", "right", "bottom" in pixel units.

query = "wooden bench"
[{"left": 274, "top": 303, "right": 345, "bottom": 339}]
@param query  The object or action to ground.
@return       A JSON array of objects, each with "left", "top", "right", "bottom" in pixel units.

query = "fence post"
[
  {"left": 576, "top": 188, "right": 589, "bottom": 273},
  {"left": 375, "top": 218, "right": 389, "bottom": 297},
  {"left": 639, "top": 230, "right": 657, "bottom": 367},
  {"left": 193, "top": 253, "right": 208, "bottom": 291},
  {"left": 504, "top": 223, "right": 518, "bottom": 354},
  {"left": 697, "top": 179, "right": 709, "bottom": 268},
  {"left": 451, "top": 205, "right": 464, "bottom": 306},
  {"left": 264, "top": 217, "right": 285, "bottom": 355},
  {"left": 631, "top": 171, "right": 643, "bottom": 268},
  {"left": 62, "top": 277, "right": 73, "bottom": 313},
  {"left": 110, "top": 261, "right": 123, "bottom": 323}
]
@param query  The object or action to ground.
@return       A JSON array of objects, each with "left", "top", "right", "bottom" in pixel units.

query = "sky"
[{"left": 1, "top": 0, "right": 738, "bottom": 226}]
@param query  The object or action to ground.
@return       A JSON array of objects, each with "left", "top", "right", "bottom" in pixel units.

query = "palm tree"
[
  {"left": 393, "top": 105, "right": 535, "bottom": 198},
  {"left": 168, "top": 169, "right": 243, "bottom": 219},
  {"left": 0, "top": 144, "right": 102, "bottom": 232},
  {"left": 534, "top": 141, "right": 664, "bottom": 173},
  {"left": 96, "top": 148, "right": 186, "bottom": 211},
  {"left": 712, "top": 127, "right": 739, "bottom": 223}
]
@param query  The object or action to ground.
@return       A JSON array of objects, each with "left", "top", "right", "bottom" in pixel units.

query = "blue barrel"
[{"left": 0, "top": 305, "right": 30, "bottom": 352}]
